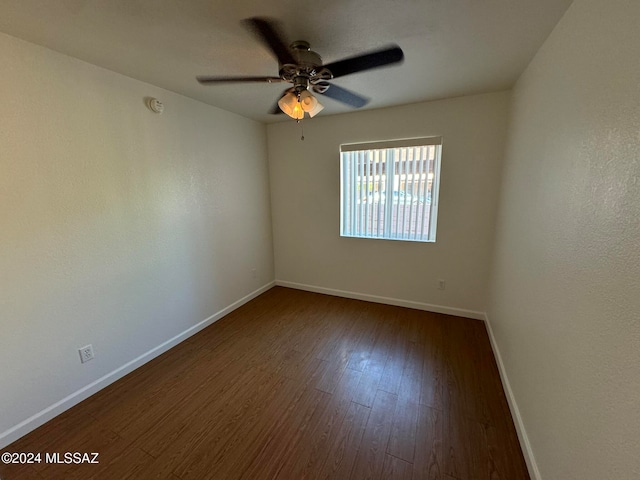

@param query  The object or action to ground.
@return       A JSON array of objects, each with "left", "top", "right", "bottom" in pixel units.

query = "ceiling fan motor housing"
[{"left": 280, "top": 41, "right": 332, "bottom": 87}]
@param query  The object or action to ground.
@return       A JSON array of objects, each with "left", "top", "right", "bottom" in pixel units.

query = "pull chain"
[{"left": 297, "top": 119, "right": 305, "bottom": 141}]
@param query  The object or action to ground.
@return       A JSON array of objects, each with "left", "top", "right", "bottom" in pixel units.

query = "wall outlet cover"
[{"left": 79, "top": 344, "right": 94, "bottom": 363}]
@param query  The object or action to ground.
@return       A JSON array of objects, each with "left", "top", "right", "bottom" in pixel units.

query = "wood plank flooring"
[{"left": 1, "top": 287, "right": 530, "bottom": 480}]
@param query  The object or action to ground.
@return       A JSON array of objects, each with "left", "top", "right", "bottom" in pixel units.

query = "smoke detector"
[{"left": 147, "top": 98, "right": 164, "bottom": 114}]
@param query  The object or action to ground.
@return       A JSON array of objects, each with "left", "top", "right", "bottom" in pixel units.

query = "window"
[{"left": 340, "top": 137, "right": 442, "bottom": 242}]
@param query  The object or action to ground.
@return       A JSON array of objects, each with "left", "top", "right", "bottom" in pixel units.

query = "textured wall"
[
  {"left": 487, "top": 0, "right": 640, "bottom": 478},
  {"left": 0, "top": 32, "right": 273, "bottom": 440},
  {"left": 267, "top": 92, "right": 509, "bottom": 314}
]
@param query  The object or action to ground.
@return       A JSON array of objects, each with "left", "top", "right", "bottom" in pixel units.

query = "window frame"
[{"left": 339, "top": 136, "right": 442, "bottom": 243}]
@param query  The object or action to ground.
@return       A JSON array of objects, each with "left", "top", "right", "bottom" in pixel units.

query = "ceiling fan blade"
[
  {"left": 197, "top": 76, "right": 283, "bottom": 84},
  {"left": 243, "top": 17, "right": 296, "bottom": 66},
  {"left": 314, "top": 82, "right": 370, "bottom": 108},
  {"left": 323, "top": 45, "right": 404, "bottom": 79}
]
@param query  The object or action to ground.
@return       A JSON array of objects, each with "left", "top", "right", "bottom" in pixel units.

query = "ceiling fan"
[{"left": 196, "top": 17, "right": 404, "bottom": 119}]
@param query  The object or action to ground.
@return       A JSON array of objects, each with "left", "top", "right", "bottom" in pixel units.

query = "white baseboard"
[
  {"left": 0, "top": 281, "right": 275, "bottom": 449},
  {"left": 275, "top": 280, "right": 485, "bottom": 320},
  {"left": 483, "top": 313, "right": 541, "bottom": 480}
]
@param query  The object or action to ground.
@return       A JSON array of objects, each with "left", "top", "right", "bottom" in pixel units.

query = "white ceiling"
[{"left": 0, "top": 0, "right": 573, "bottom": 123}]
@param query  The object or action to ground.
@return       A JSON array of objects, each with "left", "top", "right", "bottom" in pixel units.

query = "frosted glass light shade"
[
  {"left": 278, "top": 92, "right": 303, "bottom": 119},
  {"left": 299, "top": 90, "right": 324, "bottom": 117}
]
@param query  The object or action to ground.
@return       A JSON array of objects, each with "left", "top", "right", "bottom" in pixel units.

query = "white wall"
[
  {"left": 487, "top": 0, "right": 640, "bottom": 478},
  {"left": 0, "top": 32, "right": 274, "bottom": 446},
  {"left": 267, "top": 92, "right": 509, "bottom": 316}
]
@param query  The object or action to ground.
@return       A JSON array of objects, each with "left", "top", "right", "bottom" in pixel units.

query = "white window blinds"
[{"left": 340, "top": 137, "right": 442, "bottom": 242}]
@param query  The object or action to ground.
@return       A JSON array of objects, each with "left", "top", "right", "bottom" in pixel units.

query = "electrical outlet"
[
  {"left": 78, "top": 344, "right": 94, "bottom": 363},
  {"left": 438, "top": 279, "right": 446, "bottom": 290}
]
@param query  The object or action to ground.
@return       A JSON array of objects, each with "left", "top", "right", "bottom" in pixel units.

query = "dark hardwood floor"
[{"left": 1, "top": 286, "right": 529, "bottom": 480}]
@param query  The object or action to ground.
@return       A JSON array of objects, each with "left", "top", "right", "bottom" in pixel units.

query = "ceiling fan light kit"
[
  {"left": 197, "top": 17, "right": 404, "bottom": 127},
  {"left": 276, "top": 74, "right": 325, "bottom": 119}
]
